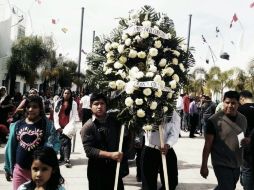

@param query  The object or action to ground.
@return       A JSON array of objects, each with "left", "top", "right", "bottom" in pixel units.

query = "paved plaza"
[{"left": 0, "top": 122, "right": 242, "bottom": 190}]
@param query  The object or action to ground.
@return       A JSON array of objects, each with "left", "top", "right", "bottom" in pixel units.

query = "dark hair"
[
  {"left": 223, "top": 91, "right": 240, "bottom": 101},
  {"left": 239, "top": 90, "right": 253, "bottom": 99},
  {"left": 25, "top": 147, "right": 64, "bottom": 190},
  {"left": 90, "top": 93, "right": 107, "bottom": 106},
  {"left": 55, "top": 87, "right": 73, "bottom": 115},
  {"left": 25, "top": 96, "right": 45, "bottom": 117}
]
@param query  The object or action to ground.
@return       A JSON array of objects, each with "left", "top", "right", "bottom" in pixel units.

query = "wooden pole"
[
  {"left": 159, "top": 124, "right": 170, "bottom": 190},
  {"left": 114, "top": 125, "right": 125, "bottom": 190}
]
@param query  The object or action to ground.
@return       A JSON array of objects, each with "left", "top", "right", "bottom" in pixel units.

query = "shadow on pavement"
[
  {"left": 177, "top": 183, "right": 215, "bottom": 190},
  {"left": 178, "top": 160, "right": 213, "bottom": 170},
  {"left": 69, "top": 157, "right": 87, "bottom": 166}
]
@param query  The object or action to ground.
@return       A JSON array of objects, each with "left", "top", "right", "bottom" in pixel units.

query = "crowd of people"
[{"left": 0, "top": 85, "right": 254, "bottom": 190}]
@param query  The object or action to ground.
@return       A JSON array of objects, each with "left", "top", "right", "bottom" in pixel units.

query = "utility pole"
[
  {"left": 186, "top": 14, "right": 192, "bottom": 65},
  {"left": 77, "top": 7, "right": 84, "bottom": 92},
  {"left": 92, "top": 30, "right": 95, "bottom": 52},
  {"left": 73, "top": 7, "right": 84, "bottom": 153},
  {"left": 185, "top": 14, "right": 192, "bottom": 93}
]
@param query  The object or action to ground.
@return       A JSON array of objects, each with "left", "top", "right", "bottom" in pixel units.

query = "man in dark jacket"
[
  {"left": 80, "top": 93, "right": 126, "bottom": 190},
  {"left": 238, "top": 90, "right": 254, "bottom": 190}
]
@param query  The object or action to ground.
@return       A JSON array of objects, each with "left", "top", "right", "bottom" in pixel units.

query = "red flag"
[
  {"left": 250, "top": 2, "right": 254, "bottom": 8},
  {"left": 232, "top": 14, "right": 238, "bottom": 22},
  {"left": 230, "top": 13, "right": 238, "bottom": 28},
  {"left": 51, "top": 19, "right": 56, "bottom": 24}
]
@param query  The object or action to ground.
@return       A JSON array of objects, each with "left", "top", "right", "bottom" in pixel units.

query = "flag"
[
  {"left": 216, "top": 27, "right": 220, "bottom": 37},
  {"left": 232, "top": 14, "right": 238, "bottom": 22},
  {"left": 51, "top": 19, "right": 56, "bottom": 24},
  {"left": 81, "top": 49, "right": 87, "bottom": 54},
  {"left": 12, "top": 7, "right": 16, "bottom": 14},
  {"left": 35, "top": 0, "right": 42, "bottom": 4},
  {"left": 250, "top": 2, "right": 254, "bottom": 8},
  {"left": 230, "top": 13, "right": 238, "bottom": 28},
  {"left": 61, "top": 27, "right": 68, "bottom": 33},
  {"left": 201, "top": 35, "right": 207, "bottom": 43}
]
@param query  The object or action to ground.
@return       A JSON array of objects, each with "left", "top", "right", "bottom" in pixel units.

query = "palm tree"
[
  {"left": 192, "top": 67, "right": 207, "bottom": 95},
  {"left": 205, "top": 66, "right": 234, "bottom": 99}
]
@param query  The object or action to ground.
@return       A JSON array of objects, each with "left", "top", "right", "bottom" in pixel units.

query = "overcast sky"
[{"left": 6, "top": 0, "right": 254, "bottom": 72}]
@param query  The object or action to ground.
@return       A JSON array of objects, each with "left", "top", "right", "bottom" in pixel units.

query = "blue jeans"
[{"left": 240, "top": 166, "right": 254, "bottom": 190}]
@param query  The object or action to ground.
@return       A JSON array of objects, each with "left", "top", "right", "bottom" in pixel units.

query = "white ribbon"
[
  {"left": 125, "top": 25, "right": 169, "bottom": 39},
  {"left": 131, "top": 81, "right": 172, "bottom": 92}
]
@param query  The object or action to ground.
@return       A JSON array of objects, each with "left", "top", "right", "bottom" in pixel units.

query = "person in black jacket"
[{"left": 80, "top": 93, "right": 127, "bottom": 190}]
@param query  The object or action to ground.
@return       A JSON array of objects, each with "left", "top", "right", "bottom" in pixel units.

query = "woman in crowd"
[{"left": 53, "top": 87, "right": 79, "bottom": 168}]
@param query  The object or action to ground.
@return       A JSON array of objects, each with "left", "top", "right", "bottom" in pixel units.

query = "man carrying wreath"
[
  {"left": 80, "top": 93, "right": 128, "bottom": 190},
  {"left": 141, "top": 110, "right": 180, "bottom": 190}
]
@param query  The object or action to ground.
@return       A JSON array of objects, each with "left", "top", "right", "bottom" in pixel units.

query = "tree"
[
  {"left": 205, "top": 66, "right": 234, "bottom": 99},
  {"left": 7, "top": 36, "right": 53, "bottom": 96}
]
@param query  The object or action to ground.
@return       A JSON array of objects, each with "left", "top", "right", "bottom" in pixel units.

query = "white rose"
[
  {"left": 114, "top": 61, "right": 123, "bottom": 69},
  {"left": 158, "top": 81, "right": 165, "bottom": 89},
  {"left": 136, "top": 71, "right": 144, "bottom": 79},
  {"left": 142, "top": 20, "right": 151, "bottom": 27},
  {"left": 137, "top": 109, "right": 146, "bottom": 118},
  {"left": 154, "top": 40, "right": 162, "bottom": 48},
  {"left": 107, "top": 57, "right": 114, "bottom": 64},
  {"left": 159, "top": 58, "right": 167, "bottom": 67},
  {"left": 153, "top": 25, "right": 159, "bottom": 30},
  {"left": 149, "top": 64, "right": 157, "bottom": 73},
  {"left": 119, "top": 56, "right": 127, "bottom": 64},
  {"left": 128, "top": 49, "right": 137, "bottom": 58},
  {"left": 143, "top": 88, "right": 152, "bottom": 96},
  {"left": 125, "top": 84, "right": 135, "bottom": 94},
  {"left": 125, "top": 97, "right": 134, "bottom": 107},
  {"left": 105, "top": 68, "right": 113, "bottom": 75},
  {"left": 150, "top": 101, "right": 158, "bottom": 110},
  {"left": 172, "top": 58, "right": 178, "bottom": 65},
  {"left": 167, "top": 92, "right": 173, "bottom": 99},
  {"left": 125, "top": 38, "right": 132, "bottom": 46},
  {"left": 134, "top": 35, "right": 142, "bottom": 43},
  {"left": 122, "top": 34, "right": 128, "bottom": 40},
  {"left": 116, "top": 70, "right": 127, "bottom": 79},
  {"left": 172, "top": 50, "right": 180, "bottom": 57},
  {"left": 172, "top": 74, "right": 180, "bottom": 82},
  {"left": 111, "top": 42, "right": 119, "bottom": 49},
  {"left": 135, "top": 98, "right": 143, "bottom": 105},
  {"left": 143, "top": 124, "right": 153, "bottom": 131},
  {"left": 137, "top": 51, "right": 146, "bottom": 59},
  {"left": 116, "top": 80, "right": 125, "bottom": 90},
  {"left": 130, "top": 66, "right": 139, "bottom": 73},
  {"left": 153, "top": 75, "right": 162, "bottom": 83},
  {"left": 106, "top": 51, "right": 114, "bottom": 59},
  {"left": 149, "top": 48, "right": 158, "bottom": 57},
  {"left": 108, "top": 81, "right": 116, "bottom": 89},
  {"left": 117, "top": 45, "right": 125, "bottom": 53},
  {"left": 162, "top": 67, "right": 174, "bottom": 76},
  {"left": 147, "top": 58, "right": 155, "bottom": 65},
  {"left": 169, "top": 80, "right": 177, "bottom": 89},
  {"left": 155, "top": 90, "right": 162, "bottom": 97},
  {"left": 146, "top": 72, "right": 154, "bottom": 78},
  {"left": 140, "top": 31, "right": 149, "bottom": 39},
  {"left": 179, "top": 63, "right": 185, "bottom": 72},
  {"left": 163, "top": 106, "right": 168, "bottom": 113},
  {"left": 105, "top": 43, "right": 111, "bottom": 52},
  {"left": 167, "top": 33, "right": 172, "bottom": 39}
]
